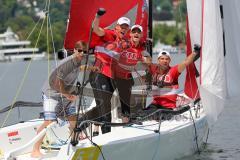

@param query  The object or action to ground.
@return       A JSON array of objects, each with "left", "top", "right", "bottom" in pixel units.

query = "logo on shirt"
[
  {"left": 156, "top": 74, "right": 172, "bottom": 83},
  {"left": 121, "top": 51, "right": 138, "bottom": 61}
]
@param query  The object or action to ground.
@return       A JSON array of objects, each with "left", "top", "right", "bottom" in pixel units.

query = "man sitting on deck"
[{"left": 144, "top": 44, "right": 201, "bottom": 118}]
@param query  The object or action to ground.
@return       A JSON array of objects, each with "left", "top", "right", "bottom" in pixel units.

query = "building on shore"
[{"left": 0, "top": 27, "right": 45, "bottom": 62}]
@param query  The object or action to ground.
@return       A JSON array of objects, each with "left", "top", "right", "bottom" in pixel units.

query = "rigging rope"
[
  {"left": 177, "top": 0, "right": 187, "bottom": 45},
  {"left": 189, "top": 108, "right": 201, "bottom": 154},
  {"left": 0, "top": 7, "right": 48, "bottom": 128},
  {"left": 134, "top": 67, "right": 147, "bottom": 108},
  {"left": 0, "top": 101, "right": 42, "bottom": 114},
  {"left": 71, "top": 20, "right": 95, "bottom": 146}
]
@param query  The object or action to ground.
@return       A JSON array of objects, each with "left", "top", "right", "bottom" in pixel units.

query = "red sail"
[
  {"left": 64, "top": 0, "right": 149, "bottom": 49},
  {"left": 135, "top": 0, "right": 149, "bottom": 40},
  {"left": 184, "top": 17, "right": 200, "bottom": 99}
]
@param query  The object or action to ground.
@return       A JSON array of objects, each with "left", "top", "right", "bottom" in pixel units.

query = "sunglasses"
[
  {"left": 131, "top": 29, "right": 141, "bottom": 34},
  {"left": 76, "top": 49, "right": 87, "bottom": 54}
]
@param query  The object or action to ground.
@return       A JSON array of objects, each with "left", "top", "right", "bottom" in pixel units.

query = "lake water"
[{"left": 0, "top": 55, "right": 239, "bottom": 159}]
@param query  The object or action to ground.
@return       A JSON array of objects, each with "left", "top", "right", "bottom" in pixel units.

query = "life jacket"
[{"left": 150, "top": 65, "right": 180, "bottom": 108}]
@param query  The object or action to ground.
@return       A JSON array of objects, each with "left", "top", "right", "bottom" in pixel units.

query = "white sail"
[
  {"left": 187, "top": 0, "right": 226, "bottom": 125},
  {"left": 186, "top": 0, "right": 202, "bottom": 46},
  {"left": 220, "top": 0, "right": 240, "bottom": 102}
]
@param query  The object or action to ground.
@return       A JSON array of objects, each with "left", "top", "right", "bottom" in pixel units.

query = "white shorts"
[{"left": 42, "top": 94, "right": 76, "bottom": 120}]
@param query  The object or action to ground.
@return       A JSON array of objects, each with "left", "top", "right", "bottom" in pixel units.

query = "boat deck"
[{"left": 12, "top": 150, "right": 59, "bottom": 160}]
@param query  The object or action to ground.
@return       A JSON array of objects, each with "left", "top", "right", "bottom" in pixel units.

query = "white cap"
[
  {"left": 158, "top": 50, "right": 171, "bottom": 59},
  {"left": 131, "top": 25, "right": 143, "bottom": 32},
  {"left": 117, "top": 17, "right": 130, "bottom": 26}
]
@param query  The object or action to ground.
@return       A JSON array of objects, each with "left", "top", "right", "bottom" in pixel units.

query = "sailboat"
[{"left": 1, "top": 0, "right": 239, "bottom": 159}]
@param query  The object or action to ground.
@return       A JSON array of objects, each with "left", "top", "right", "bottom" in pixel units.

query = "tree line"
[{"left": 0, "top": 0, "right": 69, "bottom": 53}]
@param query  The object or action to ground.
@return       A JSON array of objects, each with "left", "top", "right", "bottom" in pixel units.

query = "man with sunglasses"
[{"left": 31, "top": 41, "right": 88, "bottom": 158}]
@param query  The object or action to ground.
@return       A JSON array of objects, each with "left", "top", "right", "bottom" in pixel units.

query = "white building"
[{"left": 0, "top": 27, "right": 45, "bottom": 62}]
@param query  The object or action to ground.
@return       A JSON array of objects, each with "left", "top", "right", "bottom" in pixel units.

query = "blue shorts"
[{"left": 42, "top": 94, "right": 76, "bottom": 121}]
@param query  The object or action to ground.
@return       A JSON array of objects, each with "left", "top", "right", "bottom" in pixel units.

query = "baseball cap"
[
  {"left": 117, "top": 17, "right": 131, "bottom": 26},
  {"left": 158, "top": 50, "right": 171, "bottom": 59},
  {"left": 131, "top": 25, "right": 143, "bottom": 32}
]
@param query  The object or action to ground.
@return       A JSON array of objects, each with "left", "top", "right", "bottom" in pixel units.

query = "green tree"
[
  {"left": 173, "top": 0, "right": 187, "bottom": 23},
  {"left": 153, "top": 23, "right": 185, "bottom": 46},
  {"left": 153, "top": 0, "right": 173, "bottom": 20},
  {"left": 0, "top": 0, "right": 18, "bottom": 32},
  {"left": 0, "top": 0, "right": 70, "bottom": 54}
]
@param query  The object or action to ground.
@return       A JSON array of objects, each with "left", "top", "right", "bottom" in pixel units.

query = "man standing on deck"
[
  {"left": 31, "top": 41, "right": 90, "bottom": 158},
  {"left": 82, "top": 11, "right": 133, "bottom": 134},
  {"left": 79, "top": 8, "right": 151, "bottom": 135}
]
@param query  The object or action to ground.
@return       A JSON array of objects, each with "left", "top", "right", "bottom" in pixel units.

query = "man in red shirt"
[
  {"left": 85, "top": 14, "right": 132, "bottom": 134},
  {"left": 82, "top": 12, "right": 150, "bottom": 133},
  {"left": 147, "top": 45, "right": 201, "bottom": 112},
  {"left": 113, "top": 25, "right": 151, "bottom": 122}
]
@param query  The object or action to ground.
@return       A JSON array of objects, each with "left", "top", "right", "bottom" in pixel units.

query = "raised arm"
[
  {"left": 178, "top": 44, "right": 201, "bottom": 73},
  {"left": 93, "top": 8, "right": 106, "bottom": 36}
]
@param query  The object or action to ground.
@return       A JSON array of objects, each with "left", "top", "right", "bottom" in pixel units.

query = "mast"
[
  {"left": 148, "top": 0, "right": 153, "bottom": 57},
  {"left": 145, "top": 0, "right": 153, "bottom": 91}
]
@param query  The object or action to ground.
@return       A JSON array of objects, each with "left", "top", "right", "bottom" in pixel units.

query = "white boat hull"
[
  {"left": 1, "top": 108, "right": 208, "bottom": 160},
  {"left": 58, "top": 110, "right": 208, "bottom": 160},
  {"left": 0, "top": 120, "right": 70, "bottom": 159},
  {"left": 0, "top": 120, "right": 43, "bottom": 157}
]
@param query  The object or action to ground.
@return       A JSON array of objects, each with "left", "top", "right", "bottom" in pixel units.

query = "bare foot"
[{"left": 31, "top": 150, "right": 43, "bottom": 158}]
